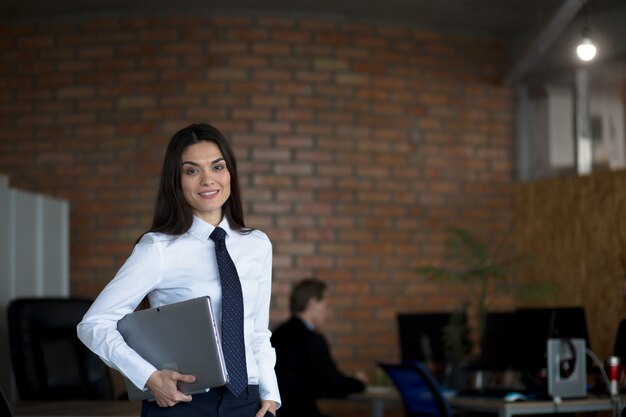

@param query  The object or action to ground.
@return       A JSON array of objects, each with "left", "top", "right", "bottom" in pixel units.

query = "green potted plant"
[{"left": 417, "top": 226, "right": 526, "bottom": 354}]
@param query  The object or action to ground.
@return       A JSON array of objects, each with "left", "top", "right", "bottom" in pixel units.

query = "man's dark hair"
[{"left": 290, "top": 279, "right": 327, "bottom": 315}]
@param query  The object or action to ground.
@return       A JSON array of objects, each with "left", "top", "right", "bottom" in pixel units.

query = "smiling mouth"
[{"left": 199, "top": 191, "right": 218, "bottom": 198}]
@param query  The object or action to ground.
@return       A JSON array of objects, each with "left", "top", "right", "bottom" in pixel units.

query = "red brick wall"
[{"left": 0, "top": 13, "right": 515, "bottom": 376}]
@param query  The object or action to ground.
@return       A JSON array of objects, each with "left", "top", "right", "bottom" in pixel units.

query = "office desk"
[
  {"left": 13, "top": 400, "right": 140, "bottom": 417},
  {"left": 344, "top": 386, "right": 401, "bottom": 417},
  {"left": 11, "top": 394, "right": 622, "bottom": 417},
  {"left": 343, "top": 387, "right": 623, "bottom": 417},
  {"left": 450, "top": 395, "right": 622, "bottom": 417}
]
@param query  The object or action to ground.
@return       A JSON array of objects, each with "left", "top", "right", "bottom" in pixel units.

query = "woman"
[{"left": 77, "top": 123, "right": 280, "bottom": 417}]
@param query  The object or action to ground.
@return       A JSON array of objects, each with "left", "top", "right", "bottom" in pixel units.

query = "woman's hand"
[
  {"left": 145, "top": 369, "right": 196, "bottom": 408},
  {"left": 256, "top": 400, "right": 277, "bottom": 417}
]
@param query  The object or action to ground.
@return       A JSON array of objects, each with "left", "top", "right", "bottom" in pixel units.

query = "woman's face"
[{"left": 180, "top": 141, "right": 231, "bottom": 226}]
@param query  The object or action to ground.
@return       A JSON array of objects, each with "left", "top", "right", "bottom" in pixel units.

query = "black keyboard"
[
  {"left": 456, "top": 388, "right": 526, "bottom": 398},
  {"left": 456, "top": 388, "right": 548, "bottom": 401}
]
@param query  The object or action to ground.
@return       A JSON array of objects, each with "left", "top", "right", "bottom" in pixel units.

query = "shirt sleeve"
[
  {"left": 250, "top": 234, "right": 282, "bottom": 407},
  {"left": 76, "top": 236, "right": 164, "bottom": 391}
]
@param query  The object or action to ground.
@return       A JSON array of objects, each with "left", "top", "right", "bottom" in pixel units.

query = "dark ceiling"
[
  {"left": 0, "top": 0, "right": 564, "bottom": 37},
  {"left": 2, "top": 0, "right": 625, "bottom": 83}
]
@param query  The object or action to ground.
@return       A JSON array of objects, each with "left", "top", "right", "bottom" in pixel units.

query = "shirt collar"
[
  {"left": 297, "top": 316, "right": 315, "bottom": 331},
  {"left": 188, "top": 215, "right": 233, "bottom": 241}
]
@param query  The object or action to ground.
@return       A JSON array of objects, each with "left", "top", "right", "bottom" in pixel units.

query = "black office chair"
[
  {"left": 378, "top": 361, "right": 453, "bottom": 417},
  {"left": 7, "top": 297, "right": 114, "bottom": 400},
  {"left": 0, "top": 387, "right": 13, "bottom": 417}
]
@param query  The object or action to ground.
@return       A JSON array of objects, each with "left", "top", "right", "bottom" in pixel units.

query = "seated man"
[{"left": 271, "top": 278, "right": 368, "bottom": 417}]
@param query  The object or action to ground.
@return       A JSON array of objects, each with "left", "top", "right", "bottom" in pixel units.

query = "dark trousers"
[{"left": 140, "top": 385, "right": 274, "bottom": 417}]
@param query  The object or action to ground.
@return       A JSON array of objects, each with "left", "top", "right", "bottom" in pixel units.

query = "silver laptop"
[{"left": 117, "top": 296, "right": 228, "bottom": 401}]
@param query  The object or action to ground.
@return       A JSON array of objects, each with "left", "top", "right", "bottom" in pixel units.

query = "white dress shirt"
[{"left": 77, "top": 216, "right": 281, "bottom": 405}]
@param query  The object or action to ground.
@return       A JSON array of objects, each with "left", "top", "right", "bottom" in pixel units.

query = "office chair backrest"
[
  {"left": 0, "top": 388, "right": 13, "bottom": 417},
  {"left": 379, "top": 361, "right": 453, "bottom": 417},
  {"left": 7, "top": 298, "right": 113, "bottom": 400}
]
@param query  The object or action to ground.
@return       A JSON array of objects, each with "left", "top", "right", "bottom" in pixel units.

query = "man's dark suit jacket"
[{"left": 271, "top": 317, "right": 365, "bottom": 417}]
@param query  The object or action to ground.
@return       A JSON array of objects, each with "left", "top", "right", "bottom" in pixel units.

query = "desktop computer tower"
[{"left": 547, "top": 338, "right": 587, "bottom": 399}]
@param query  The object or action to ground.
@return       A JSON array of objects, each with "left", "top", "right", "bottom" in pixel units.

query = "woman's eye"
[
  {"left": 185, "top": 168, "right": 199, "bottom": 175},
  {"left": 213, "top": 164, "right": 225, "bottom": 171}
]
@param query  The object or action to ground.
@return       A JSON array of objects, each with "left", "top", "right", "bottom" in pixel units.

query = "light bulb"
[{"left": 577, "top": 37, "right": 596, "bottom": 61}]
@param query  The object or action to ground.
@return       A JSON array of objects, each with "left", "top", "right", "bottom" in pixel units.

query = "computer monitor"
[
  {"left": 510, "top": 307, "right": 589, "bottom": 373},
  {"left": 397, "top": 311, "right": 469, "bottom": 364},
  {"left": 479, "top": 311, "right": 518, "bottom": 371}
]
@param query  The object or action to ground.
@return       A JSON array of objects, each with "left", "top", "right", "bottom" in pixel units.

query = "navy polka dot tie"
[{"left": 210, "top": 227, "right": 248, "bottom": 397}]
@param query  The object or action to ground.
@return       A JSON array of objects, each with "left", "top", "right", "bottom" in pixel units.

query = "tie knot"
[{"left": 210, "top": 226, "right": 226, "bottom": 243}]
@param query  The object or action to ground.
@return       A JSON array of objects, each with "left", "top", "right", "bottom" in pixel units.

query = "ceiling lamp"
[
  {"left": 576, "top": 1, "right": 596, "bottom": 61},
  {"left": 577, "top": 27, "right": 596, "bottom": 61}
]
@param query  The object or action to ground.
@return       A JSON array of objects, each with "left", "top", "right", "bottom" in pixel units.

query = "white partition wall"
[{"left": 0, "top": 175, "right": 69, "bottom": 399}]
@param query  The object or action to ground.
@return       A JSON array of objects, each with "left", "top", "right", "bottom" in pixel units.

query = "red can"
[{"left": 608, "top": 356, "right": 620, "bottom": 396}]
